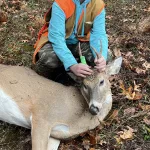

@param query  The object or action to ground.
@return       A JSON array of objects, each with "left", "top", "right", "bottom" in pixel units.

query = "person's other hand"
[
  {"left": 94, "top": 56, "right": 106, "bottom": 72},
  {"left": 70, "top": 63, "right": 93, "bottom": 78}
]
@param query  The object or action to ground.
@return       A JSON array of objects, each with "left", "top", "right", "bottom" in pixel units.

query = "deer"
[{"left": 0, "top": 46, "right": 122, "bottom": 150}]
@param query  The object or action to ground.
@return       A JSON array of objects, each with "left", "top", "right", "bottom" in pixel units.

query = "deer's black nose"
[{"left": 89, "top": 104, "right": 99, "bottom": 115}]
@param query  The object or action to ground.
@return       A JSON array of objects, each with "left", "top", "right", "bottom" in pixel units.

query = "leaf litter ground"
[{"left": 0, "top": 0, "right": 150, "bottom": 149}]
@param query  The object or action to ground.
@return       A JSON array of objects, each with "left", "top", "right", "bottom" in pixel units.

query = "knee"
[{"left": 37, "top": 50, "right": 61, "bottom": 68}]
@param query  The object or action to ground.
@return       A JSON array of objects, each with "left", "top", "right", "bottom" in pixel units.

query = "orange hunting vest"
[{"left": 33, "top": 0, "right": 105, "bottom": 63}]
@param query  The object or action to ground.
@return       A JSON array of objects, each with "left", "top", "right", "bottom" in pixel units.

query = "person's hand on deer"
[
  {"left": 69, "top": 56, "right": 106, "bottom": 78},
  {"left": 70, "top": 63, "right": 93, "bottom": 78}
]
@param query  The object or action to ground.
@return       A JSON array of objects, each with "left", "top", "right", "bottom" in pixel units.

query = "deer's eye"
[{"left": 99, "top": 80, "right": 104, "bottom": 86}]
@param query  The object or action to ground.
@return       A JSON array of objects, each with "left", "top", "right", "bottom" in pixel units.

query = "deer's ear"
[
  {"left": 106, "top": 56, "right": 122, "bottom": 76},
  {"left": 67, "top": 72, "right": 83, "bottom": 84}
]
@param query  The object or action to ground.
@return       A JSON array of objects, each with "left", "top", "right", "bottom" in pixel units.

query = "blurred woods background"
[{"left": 0, "top": 0, "right": 150, "bottom": 149}]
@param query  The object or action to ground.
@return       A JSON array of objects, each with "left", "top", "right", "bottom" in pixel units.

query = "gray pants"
[{"left": 34, "top": 42, "right": 95, "bottom": 79}]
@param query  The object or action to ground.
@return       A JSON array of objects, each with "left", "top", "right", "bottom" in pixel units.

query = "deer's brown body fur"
[
  {"left": 0, "top": 64, "right": 102, "bottom": 139},
  {"left": 0, "top": 55, "right": 122, "bottom": 150}
]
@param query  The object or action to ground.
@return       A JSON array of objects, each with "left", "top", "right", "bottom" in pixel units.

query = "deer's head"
[
  {"left": 80, "top": 56, "right": 122, "bottom": 115},
  {"left": 69, "top": 43, "right": 122, "bottom": 116}
]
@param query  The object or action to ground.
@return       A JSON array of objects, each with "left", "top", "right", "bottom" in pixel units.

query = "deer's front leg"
[{"left": 31, "top": 118, "right": 51, "bottom": 150}]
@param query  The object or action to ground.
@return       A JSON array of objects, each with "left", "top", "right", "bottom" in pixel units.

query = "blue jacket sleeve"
[
  {"left": 48, "top": 2, "right": 78, "bottom": 71},
  {"left": 90, "top": 9, "right": 108, "bottom": 60}
]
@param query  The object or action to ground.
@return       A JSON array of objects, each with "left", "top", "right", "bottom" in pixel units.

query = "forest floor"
[{"left": 0, "top": 0, "right": 150, "bottom": 149}]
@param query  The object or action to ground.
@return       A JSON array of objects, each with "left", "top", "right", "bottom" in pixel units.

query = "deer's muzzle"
[{"left": 89, "top": 104, "right": 99, "bottom": 115}]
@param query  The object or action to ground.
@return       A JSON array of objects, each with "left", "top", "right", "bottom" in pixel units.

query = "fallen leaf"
[
  {"left": 119, "top": 81, "right": 142, "bottom": 100},
  {"left": 133, "top": 92, "right": 142, "bottom": 100},
  {"left": 138, "top": 17, "right": 150, "bottom": 33},
  {"left": 120, "top": 82, "right": 134, "bottom": 100},
  {"left": 143, "top": 7, "right": 150, "bottom": 12},
  {"left": 114, "top": 136, "right": 123, "bottom": 145},
  {"left": 90, "top": 148, "right": 95, "bottom": 150},
  {"left": 138, "top": 103, "right": 150, "bottom": 111},
  {"left": 115, "top": 126, "right": 135, "bottom": 144},
  {"left": 99, "top": 140, "right": 107, "bottom": 145},
  {"left": 20, "top": 1, "right": 28, "bottom": 10},
  {"left": 107, "top": 109, "right": 119, "bottom": 122},
  {"left": 133, "top": 81, "right": 141, "bottom": 92},
  {"left": 82, "top": 140, "right": 90, "bottom": 150},
  {"left": 0, "top": 11, "right": 7, "bottom": 23},
  {"left": 123, "top": 19, "right": 128, "bottom": 22},
  {"left": 0, "top": 1, "right": 3, "bottom": 6},
  {"left": 0, "top": 27, "right": 5, "bottom": 32},
  {"left": 142, "top": 61, "right": 150, "bottom": 70},
  {"left": 106, "top": 15, "right": 113, "bottom": 19},
  {"left": 124, "top": 107, "right": 136, "bottom": 116},
  {"left": 143, "top": 117, "right": 150, "bottom": 125},
  {"left": 113, "top": 48, "right": 121, "bottom": 57},
  {"left": 125, "top": 52, "right": 134, "bottom": 58},
  {"left": 135, "top": 148, "right": 142, "bottom": 150},
  {"left": 95, "top": 135, "right": 101, "bottom": 143},
  {"left": 118, "top": 126, "right": 134, "bottom": 140},
  {"left": 88, "top": 134, "right": 96, "bottom": 145},
  {"left": 123, "top": 58, "right": 133, "bottom": 70},
  {"left": 135, "top": 67, "right": 146, "bottom": 74}
]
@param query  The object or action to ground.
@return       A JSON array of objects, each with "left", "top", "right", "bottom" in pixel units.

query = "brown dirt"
[{"left": 0, "top": 0, "right": 150, "bottom": 149}]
